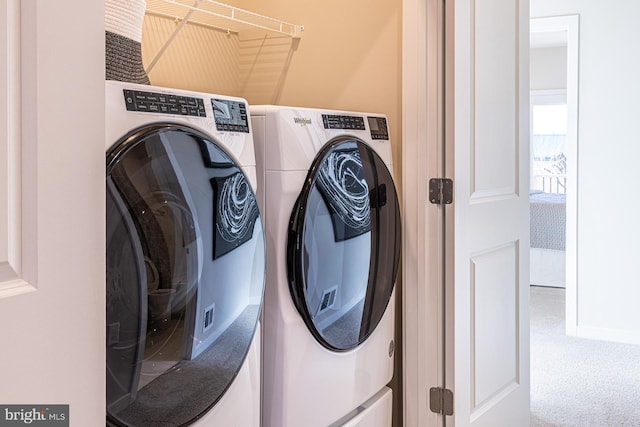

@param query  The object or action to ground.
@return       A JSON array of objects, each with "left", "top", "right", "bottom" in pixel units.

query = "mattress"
[{"left": 530, "top": 191, "right": 566, "bottom": 250}]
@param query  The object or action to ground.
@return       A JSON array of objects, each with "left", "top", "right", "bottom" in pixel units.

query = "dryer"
[
  {"left": 105, "top": 81, "right": 265, "bottom": 426},
  {"left": 251, "top": 106, "right": 401, "bottom": 426}
]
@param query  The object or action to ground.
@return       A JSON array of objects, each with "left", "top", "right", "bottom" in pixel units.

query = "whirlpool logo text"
[{"left": 293, "top": 117, "right": 312, "bottom": 126}]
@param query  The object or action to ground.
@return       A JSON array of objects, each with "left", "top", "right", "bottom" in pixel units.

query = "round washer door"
[
  {"left": 287, "top": 137, "right": 401, "bottom": 351},
  {"left": 106, "top": 124, "right": 265, "bottom": 426}
]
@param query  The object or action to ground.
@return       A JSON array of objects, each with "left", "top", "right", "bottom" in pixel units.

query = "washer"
[
  {"left": 251, "top": 106, "right": 401, "bottom": 426},
  {"left": 105, "top": 81, "right": 265, "bottom": 426}
]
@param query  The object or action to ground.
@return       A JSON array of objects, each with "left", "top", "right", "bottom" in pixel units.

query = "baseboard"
[{"left": 573, "top": 325, "right": 640, "bottom": 346}]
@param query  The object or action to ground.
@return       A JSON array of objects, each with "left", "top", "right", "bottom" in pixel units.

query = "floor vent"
[
  {"left": 203, "top": 303, "right": 215, "bottom": 332},
  {"left": 318, "top": 287, "right": 337, "bottom": 314}
]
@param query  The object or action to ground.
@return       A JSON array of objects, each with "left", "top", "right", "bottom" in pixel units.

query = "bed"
[{"left": 530, "top": 190, "right": 566, "bottom": 287}]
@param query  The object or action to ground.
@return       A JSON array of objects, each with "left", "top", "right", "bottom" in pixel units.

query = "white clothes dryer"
[
  {"left": 251, "top": 106, "right": 401, "bottom": 427},
  {"left": 105, "top": 81, "right": 265, "bottom": 426}
]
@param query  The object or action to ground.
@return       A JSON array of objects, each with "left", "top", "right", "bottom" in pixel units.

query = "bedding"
[
  {"left": 530, "top": 190, "right": 566, "bottom": 250},
  {"left": 530, "top": 190, "right": 566, "bottom": 288}
]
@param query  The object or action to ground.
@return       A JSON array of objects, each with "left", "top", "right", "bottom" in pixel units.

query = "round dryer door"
[
  {"left": 106, "top": 124, "right": 265, "bottom": 426},
  {"left": 288, "top": 137, "right": 401, "bottom": 351}
]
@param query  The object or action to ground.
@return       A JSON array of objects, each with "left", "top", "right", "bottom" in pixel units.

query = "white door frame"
[
  {"left": 530, "top": 15, "right": 579, "bottom": 336},
  {"left": 402, "top": 0, "right": 444, "bottom": 425}
]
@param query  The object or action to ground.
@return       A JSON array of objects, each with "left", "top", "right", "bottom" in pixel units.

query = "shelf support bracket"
[{"left": 146, "top": 0, "right": 202, "bottom": 73}]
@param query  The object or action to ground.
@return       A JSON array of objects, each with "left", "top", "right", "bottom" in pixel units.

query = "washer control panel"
[
  {"left": 322, "top": 114, "right": 366, "bottom": 131},
  {"left": 321, "top": 114, "right": 389, "bottom": 140},
  {"left": 123, "top": 89, "right": 206, "bottom": 117}
]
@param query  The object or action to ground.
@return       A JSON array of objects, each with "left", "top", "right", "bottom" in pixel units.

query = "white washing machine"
[
  {"left": 105, "top": 81, "right": 265, "bottom": 426},
  {"left": 251, "top": 106, "right": 401, "bottom": 426}
]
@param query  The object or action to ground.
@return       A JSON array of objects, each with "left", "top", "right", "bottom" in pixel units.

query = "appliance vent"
[
  {"left": 203, "top": 303, "right": 215, "bottom": 332},
  {"left": 318, "top": 287, "right": 337, "bottom": 314}
]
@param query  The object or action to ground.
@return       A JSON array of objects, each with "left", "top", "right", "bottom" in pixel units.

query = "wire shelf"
[{"left": 146, "top": 0, "right": 304, "bottom": 38}]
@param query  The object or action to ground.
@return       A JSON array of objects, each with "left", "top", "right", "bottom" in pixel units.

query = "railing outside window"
[{"left": 533, "top": 174, "right": 566, "bottom": 194}]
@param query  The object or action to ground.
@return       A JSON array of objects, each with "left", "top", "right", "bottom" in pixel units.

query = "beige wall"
[
  {"left": 142, "top": 14, "right": 242, "bottom": 95},
  {"left": 141, "top": 1, "right": 404, "bottom": 425},
  {"left": 142, "top": 1, "right": 402, "bottom": 183}
]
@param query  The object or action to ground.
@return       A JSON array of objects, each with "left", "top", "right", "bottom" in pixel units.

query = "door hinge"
[
  {"left": 429, "top": 387, "right": 454, "bottom": 416},
  {"left": 429, "top": 178, "right": 453, "bottom": 205}
]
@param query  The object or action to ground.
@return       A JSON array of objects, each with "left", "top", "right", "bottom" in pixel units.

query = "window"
[{"left": 531, "top": 94, "right": 567, "bottom": 194}]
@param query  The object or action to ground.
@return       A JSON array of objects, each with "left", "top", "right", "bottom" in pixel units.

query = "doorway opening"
[
  {"left": 529, "top": 13, "right": 581, "bottom": 427},
  {"left": 529, "top": 14, "right": 579, "bottom": 332},
  {"left": 530, "top": 93, "right": 568, "bottom": 289}
]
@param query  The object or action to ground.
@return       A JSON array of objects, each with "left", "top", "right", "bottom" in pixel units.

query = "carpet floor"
[
  {"left": 530, "top": 286, "right": 640, "bottom": 426},
  {"left": 114, "top": 304, "right": 259, "bottom": 426}
]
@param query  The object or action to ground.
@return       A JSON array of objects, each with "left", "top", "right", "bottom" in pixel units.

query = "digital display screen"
[
  {"left": 211, "top": 99, "right": 249, "bottom": 133},
  {"left": 368, "top": 117, "right": 380, "bottom": 131},
  {"left": 367, "top": 116, "right": 389, "bottom": 140}
]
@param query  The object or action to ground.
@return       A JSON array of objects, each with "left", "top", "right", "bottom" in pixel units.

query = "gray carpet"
[
  {"left": 321, "top": 298, "right": 365, "bottom": 349},
  {"left": 114, "top": 304, "right": 259, "bottom": 426},
  {"left": 530, "top": 286, "right": 640, "bottom": 426}
]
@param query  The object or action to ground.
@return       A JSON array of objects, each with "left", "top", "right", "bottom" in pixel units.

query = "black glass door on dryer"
[
  {"left": 106, "top": 124, "right": 265, "bottom": 426},
  {"left": 288, "top": 137, "right": 401, "bottom": 351}
]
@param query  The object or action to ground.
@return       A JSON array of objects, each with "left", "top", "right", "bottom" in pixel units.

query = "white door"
[
  {"left": 0, "top": 1, "right": 104, "bottom": 424},
  {"left": 445, "top": 0, "right": 530, "bottom": 426}
]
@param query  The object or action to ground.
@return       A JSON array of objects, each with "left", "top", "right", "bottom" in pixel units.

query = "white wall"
[
  {"left": 532, "top": 0, "right": 640, "bottom": 344},
  {"left": 530, "top": 47, "right": 567, "bottom": 91}
]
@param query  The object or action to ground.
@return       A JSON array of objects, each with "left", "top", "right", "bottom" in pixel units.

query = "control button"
[{"left": 134, "top": 92, "right": 147, "bottom": 102}]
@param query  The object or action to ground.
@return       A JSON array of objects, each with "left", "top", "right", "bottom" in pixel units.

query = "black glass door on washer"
[
  {"left": 288, "top": 137, "right": 401, "bottom": 351},
  {"left": 106, "top": 124, "right": 265, "bottom": 426}
]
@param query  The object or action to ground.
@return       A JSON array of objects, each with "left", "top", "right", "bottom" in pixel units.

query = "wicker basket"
[{"left": 105, "top": 0, "right": 150, "bottom": 84}]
